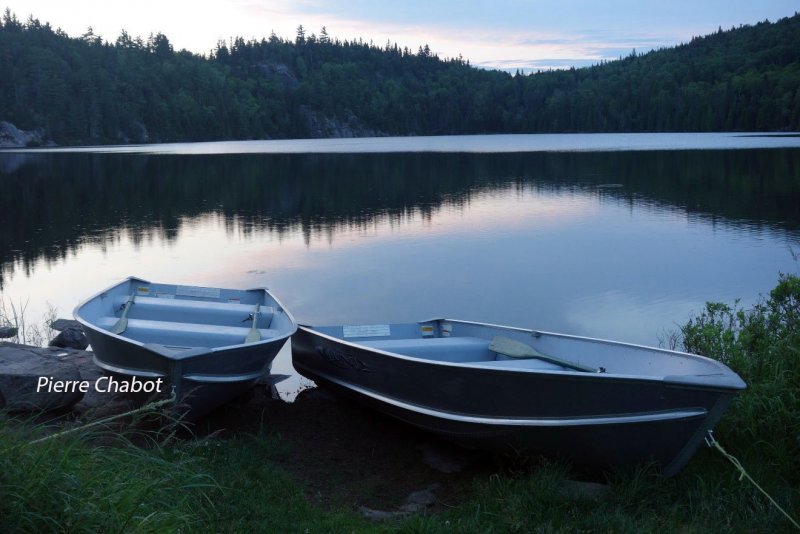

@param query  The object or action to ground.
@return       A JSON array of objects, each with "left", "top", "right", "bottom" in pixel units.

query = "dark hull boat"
[
  {"left": 292, "top": 318, "right": 746, "bottom": 476},
  {"left": 75, "top": 277, "right": 296, "bottom": 418}
]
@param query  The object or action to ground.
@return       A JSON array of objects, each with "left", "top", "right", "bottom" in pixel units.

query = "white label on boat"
[
  {"left": 441, "top": 323, "right": 452, "bottom": 337},
  {"left": 343, "top": 324, "right": 391, "bottom": 338},
  {"left": 155, "top": 292, "right": 175, "bottom": 299},
  {"left": 176, "top": 286, "right": 220, "bottom": 299}
]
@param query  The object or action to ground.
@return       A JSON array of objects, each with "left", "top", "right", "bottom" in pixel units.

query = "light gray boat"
[
  {"left": 75, "top": 276, "right": 296, "bottom": 418},
  {"left": 292, "top": 318, "right": 746, "bottom": 476}
]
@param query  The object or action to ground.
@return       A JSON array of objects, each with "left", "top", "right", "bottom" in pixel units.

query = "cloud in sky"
[{"left": 6, "top": 0, "right": 799, "bottom": 70}]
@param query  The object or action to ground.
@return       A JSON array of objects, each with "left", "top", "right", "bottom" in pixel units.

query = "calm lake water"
[{"left": 2, "top": 133, "right": 800, "bottom": 396}]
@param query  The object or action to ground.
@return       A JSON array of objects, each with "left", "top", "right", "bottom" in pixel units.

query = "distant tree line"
[{"left": 1, "top": 9, "right": 799, "bottom": 145}]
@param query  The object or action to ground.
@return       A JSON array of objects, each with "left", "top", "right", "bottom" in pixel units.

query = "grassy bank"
[
  {"left": 1, "top": 275, "right": 799, "bottom": 532},
  {"left": 0, "top": 418, "right": 218, "bottom": 532}
]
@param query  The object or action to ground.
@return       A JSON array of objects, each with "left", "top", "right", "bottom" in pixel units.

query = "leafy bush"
[{"left": 681, "top": 273, "right": 800, "bottom": 481}]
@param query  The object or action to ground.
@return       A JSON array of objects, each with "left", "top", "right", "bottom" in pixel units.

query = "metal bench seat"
[
  {"left": 96, "top": 316, "right": 280, "bottom": 347},
  {"left": 359, "top": 337, "right": 492, "bottom": 362}
]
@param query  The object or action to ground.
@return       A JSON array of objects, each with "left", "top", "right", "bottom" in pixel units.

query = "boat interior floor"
[{"left": 359, "top": 337, "right": 569, "bottom": 371}]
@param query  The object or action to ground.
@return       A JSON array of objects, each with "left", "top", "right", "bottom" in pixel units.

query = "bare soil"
[{"left": 197, "top": 385, "right": 501, "bottom": 512}]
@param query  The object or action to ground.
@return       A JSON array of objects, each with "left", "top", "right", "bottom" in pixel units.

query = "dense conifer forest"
[{"left": 1, "top": 9, "right": 799, "bottom": 145}]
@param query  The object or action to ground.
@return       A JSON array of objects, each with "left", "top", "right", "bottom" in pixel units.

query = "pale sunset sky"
[{"left": 4, "top": 1, "right": 799, "bottom": 70}]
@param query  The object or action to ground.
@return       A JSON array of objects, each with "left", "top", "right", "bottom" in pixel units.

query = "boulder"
[
  {"left": 0, "top": 342, "right": 85, "bottom": 411},
  {"left": 50, "top": 319, "right": 82, "bottom": 332},
  {"left": 0, "top": 326, "right": 18, "bottom": 339},
  {"left": 359, "top": 484, "right": 440, "bottom": 520},
  {"left": 49, "top": 326, "right": 89, "bottom": 350}
]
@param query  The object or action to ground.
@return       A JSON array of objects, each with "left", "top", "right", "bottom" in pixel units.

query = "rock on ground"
[
  {"left": 49, "top": 326, "right": 89, "bottom": 350},
  {"left": 359, "top": 484, "right": 440, "bottom": 520},
  {"left": 0, "top": 342, "right": 85, "bottom": 411},
  {"left": 0, "top": 326, "right": 18, "bottom": 338}
]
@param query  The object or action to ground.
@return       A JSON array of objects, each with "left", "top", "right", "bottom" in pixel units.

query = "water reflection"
[{"left": 2, "top": 150, "right": 799, "bottom": 288}]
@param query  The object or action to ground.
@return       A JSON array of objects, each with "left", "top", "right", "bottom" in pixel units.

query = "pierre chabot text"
[{"left": 37, "top": 376, "right": 164, "bottom": 393}]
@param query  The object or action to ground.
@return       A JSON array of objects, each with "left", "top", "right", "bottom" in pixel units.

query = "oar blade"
[
  {"left": 111, "top": 317, "right": 128, "bottom": 335},
  {"left": 245, "top": 328, "right": 261, "bottom": 344},
  {"left": 111, "top": 294, "right": 135, "bottom": 335},
  {"left": 489, "top": 335, "right": 542, "bottom": 358},
  {"left": 489, "top": 335, "right": 597, "bottom": 373},
  {"left": 245, "top": 303, "right": 261, "bottom": 344}
]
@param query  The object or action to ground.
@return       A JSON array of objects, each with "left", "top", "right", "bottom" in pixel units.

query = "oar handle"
[{"left": 534, "top": 354, "right": 598, "bottom": 373}]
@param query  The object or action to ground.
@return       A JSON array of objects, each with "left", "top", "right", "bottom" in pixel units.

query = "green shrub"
[{"left": 681, "top": 273, "right": 800, "bottom": 482}]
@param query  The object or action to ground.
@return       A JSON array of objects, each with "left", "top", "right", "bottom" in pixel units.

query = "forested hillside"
[{"left": 1, "top": 9, "right": 799, "bottom": 146}]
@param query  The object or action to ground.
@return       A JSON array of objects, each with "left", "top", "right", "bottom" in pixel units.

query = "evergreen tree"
[{"left": 1, "top": 11, "right": 798, "bottom": 146}]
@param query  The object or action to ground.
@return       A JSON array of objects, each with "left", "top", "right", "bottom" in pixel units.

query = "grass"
[
  {"left": 403, "top": 461, "right": 796, "bottom": 532},
  {"left": 0, "top": 415, "right": 218, "bottom": 532},
  {"left": 1, "top": 274, "right": 799, "bottom": 532},
  {"left": 8, "top": 429, "right": 789, "bottom": 534}
]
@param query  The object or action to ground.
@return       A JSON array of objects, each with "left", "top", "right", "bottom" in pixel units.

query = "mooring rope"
[
  {"left": 27, "top": 389, "right": 177, "bottom": 446},
  {"left": 705, "top": 430, "right": 800, "bottom": 531}
]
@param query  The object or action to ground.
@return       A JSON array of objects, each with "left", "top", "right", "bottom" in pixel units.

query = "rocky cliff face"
[
  {"left": 0, "top": 121, "right": 49, "bottom": 148},
  {"left": 300, "top": 107, "right": 386, "bottom": 139}
]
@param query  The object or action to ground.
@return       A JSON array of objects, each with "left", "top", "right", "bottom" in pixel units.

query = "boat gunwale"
[{"left": 74, "top": 276, "right": 297, "bottom": 355}]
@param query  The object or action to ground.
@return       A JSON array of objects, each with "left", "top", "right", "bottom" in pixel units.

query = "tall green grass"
[
  {"left": 0, "top": 416, "right": 371, "bottom": 532},
  {"left": 0, "top": 417, "right": 218, "bottom": 532}
]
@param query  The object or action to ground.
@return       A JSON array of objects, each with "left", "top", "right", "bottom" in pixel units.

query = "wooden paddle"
[
  {"left": 245, "top": 303, "right": 261, "bottom": 344},
  {"left": 111, "top": 293, "right": 135, "bottom": 335},
  {"left": 489, "top": 335, "right": 600, "bottom": 373}
]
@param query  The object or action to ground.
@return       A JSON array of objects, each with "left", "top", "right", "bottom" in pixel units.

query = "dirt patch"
[{"left": 197, "top": 385, "right": 501, "bottom": 512}]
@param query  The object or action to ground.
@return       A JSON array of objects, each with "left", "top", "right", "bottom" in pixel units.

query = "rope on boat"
[
  {"left": 27, "top": 388, "right": 177, "bottom": 446},
  {"left": 705, "top": 430, "right": 800, "bottom": 531}
]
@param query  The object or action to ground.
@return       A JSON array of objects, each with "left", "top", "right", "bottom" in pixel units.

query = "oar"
[
  {"left": 245, "top": 303, "right": 261, "bottom": 344},
  {"left": 489, "top": 335, "right": 600, "bottom": 373},
  {"left": 111, "top": 293, "right": 135, "bottom": 335}
]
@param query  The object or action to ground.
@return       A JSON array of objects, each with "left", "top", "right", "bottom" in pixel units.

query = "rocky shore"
[{"left": 0, "top": 121, "right": 51, "bottom": 148}]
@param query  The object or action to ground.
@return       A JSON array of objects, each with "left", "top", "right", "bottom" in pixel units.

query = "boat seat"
[
  {"left": 113, "top": 296, "right": 274, "bottom": 327},
  {"left": 359, "top": 337, "right": 492, "bottom": 362},
  {"left": 96, "top": 316, "right": 280, "bottom": 347}
]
